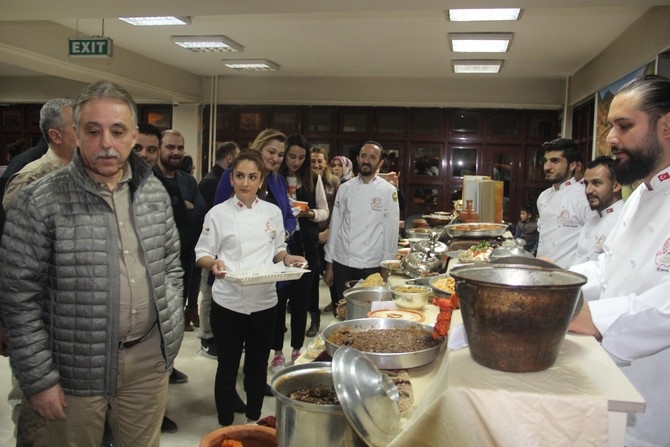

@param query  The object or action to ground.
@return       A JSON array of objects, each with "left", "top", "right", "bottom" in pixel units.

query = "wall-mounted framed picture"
[{"left": 595, "top": 62, "right": 655, "bottom": 156}]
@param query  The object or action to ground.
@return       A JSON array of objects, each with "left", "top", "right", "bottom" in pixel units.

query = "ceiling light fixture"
[
  {"left": 119, "top": 16, "right": 191, "bottom": 26},
  {"left": 171, "top": 35, "right": 243, "bottom": 53},
  {"left": 450, "top": 33, "right": 513, "bottom": 53},
  {"left": 452, "top": 60, "right": 503, "bottom": 74},
  {"left": 223, "top": 59, "right": 280, "bottom": 71},
  {"left": 448, "top": 8, "right": 521, "bottom": 22}
]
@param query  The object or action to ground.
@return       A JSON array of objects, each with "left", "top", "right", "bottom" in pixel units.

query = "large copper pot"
[{"left": 450, "top": 263, "right": 587, "bottom": 372}]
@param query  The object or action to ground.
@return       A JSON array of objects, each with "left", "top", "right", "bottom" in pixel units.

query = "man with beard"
[
  {"left": 569, "top": 74, "right": 670, "bottom": 446},
  {"left": 572, "top": 155, "right": 624, "bottom": 265},
  {"left": 153, "top": 130, "right": 207, "bottom": 332},
  {"left": 133, "top": 123, "right": 161, "bottom": 167},
  {"left": 134, "top": 123, "right": 188, "bottom": 434},
  {"left": 0, "top": 80, "right": 184, "bottom": 446},
  {"left": 536, "top": 138, "right": 595, "bottom": 268},
  {"left": 324, "top": 141, "right": 400, "bottom": 303}
]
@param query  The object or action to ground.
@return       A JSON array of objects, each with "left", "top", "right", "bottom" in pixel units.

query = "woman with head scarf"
[{"left": 331, "top": 155, "right": 354, "bottom": 182}]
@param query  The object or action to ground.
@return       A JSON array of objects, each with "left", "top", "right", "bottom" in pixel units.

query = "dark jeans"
[
  {"left": 332, "top": 261, "right": 382, "bottom": 305},
  {"left": 211, "top": 302, "right": 275, "bottom": 422}
]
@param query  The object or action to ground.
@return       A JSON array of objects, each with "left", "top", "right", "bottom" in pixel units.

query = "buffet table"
[
  {"left": 300, "top": 275, "right": 645, "bottom": 446},
  {"left": 386, "top": 307, "right": 644, "bottom": 447}
]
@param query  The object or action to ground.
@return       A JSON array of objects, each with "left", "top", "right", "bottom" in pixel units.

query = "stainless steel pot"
[
  {"left": 402, "top": 232, "right": 447, "bottom": 277},
  {"left": 411, "top": 232, "right": 448, "bottom": 263},
  {"left": 342, "top": 287, "right": 392, "bottom": 320},
  {"left": 450, "top": 263, "right": 587, "bottom": 372},
  {"left": 271, "top": 362, "right": 366, "bottom": 447},
  {"left": 488, "top": 238, "right": 533, "bottom": 261}
]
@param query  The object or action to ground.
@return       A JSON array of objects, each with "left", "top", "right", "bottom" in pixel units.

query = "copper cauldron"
[{"left": 450, "top": 263, "right": 587, "bottom": 372}]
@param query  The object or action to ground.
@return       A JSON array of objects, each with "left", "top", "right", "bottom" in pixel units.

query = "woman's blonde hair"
[
  {"left": 249, "top": 128, "right": 287, "bottom": 152},
  {"left": 310, "top": 146, "right": 334, "bottom": 177}
]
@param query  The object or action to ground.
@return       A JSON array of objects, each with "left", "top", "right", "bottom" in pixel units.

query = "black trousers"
[
  {"left": 332, "top": 261, "right": 381, "bottom": 305},
  {"left": 211, "top": 301, "right": 275, "bottom": 422},
  {"left": 180, "top": 251, "right": 200, "bottom": 309}
]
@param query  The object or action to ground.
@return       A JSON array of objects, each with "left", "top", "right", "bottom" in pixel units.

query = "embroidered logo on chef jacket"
[
  {"left": 655, "top": 238, "right": 670, "bottom": 269},
  {"left": 370, "top": 196, "right": 383, "bottom": 211},
  {"left": 265, "top": 221, "right": 277, "bottom": 240},
  {"left": 556, "top": 209, "right": 577, "bottom": 227},
  {"left": 593, "top": 234, "right": 606, "bottom": 254},
  {"left": 658, "top": 172, "right": 670, "bottom": 182}
]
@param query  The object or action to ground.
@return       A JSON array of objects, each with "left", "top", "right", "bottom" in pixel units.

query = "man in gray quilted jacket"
[{"left": 0, "top": 80, "right": 184, "bottom": 447}]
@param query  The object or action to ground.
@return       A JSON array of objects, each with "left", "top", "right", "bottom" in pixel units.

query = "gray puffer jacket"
[{"left": 0, "top": 150, "right": 184, "bottom": 397}]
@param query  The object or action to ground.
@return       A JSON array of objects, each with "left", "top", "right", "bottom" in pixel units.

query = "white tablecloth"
[
  {"left": 389, "top": 316, "right": 609, "bottom": 446},
  {"left": 300, "top": 275, "right": 643, "bottom": 446}
]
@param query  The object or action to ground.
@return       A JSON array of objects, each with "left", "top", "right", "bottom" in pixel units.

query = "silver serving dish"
[
  {"left": 322, "top": 318, "right": 444, "bottom": 369},
  {"left": 443, "top": 222, "right": 508, "bottom": 238}
]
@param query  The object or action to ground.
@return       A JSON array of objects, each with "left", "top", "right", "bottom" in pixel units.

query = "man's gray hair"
[
  {"left": 73, "top": 80, "right": 138, "bottom": 130},
  {"left": 39, "top": 98, "right": 73, "bottom": 144}
]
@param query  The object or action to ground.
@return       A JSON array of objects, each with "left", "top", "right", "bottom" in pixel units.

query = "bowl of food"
[
  {"left": 199, "top": 425, "right": 278, "bottom": 447},
  {"left": 396, "top": 247, "right": 411, "bottom": 259},
  {"left": 292, "top": 200, "right": 309, "bottom": 212},
  {"left": 367, "top": 309, "right": 425, "bottom": 323},
  {"left": 405, "top": 228, "right": 432, "bottom": 239},
  {"left": 423, "top": 214, "right": 454, "bottom": 228},
  {"left": 429, "top": 275, "right": 455, "bottom": 298},
  {"left": 389, "top": 284, "right": 433, "bottom": 309},
  {"left": 380, "top": 259, "right": 403, "bottom": 276},
  {"left": 322, "top": 318, "right": 444, "bottom": 369}
]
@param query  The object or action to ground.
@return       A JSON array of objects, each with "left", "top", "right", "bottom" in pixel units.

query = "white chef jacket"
[
  {"left": 570, "top": 167, "right": 670, "bottom": 447},
  {"left": 572, "top": 199, "right": 624, "bottom": 266},
  {"left": 536, "top": 177, "right": 596, "bottom": 268},
  {"left": 324, "top": 174, "right": 400, "bottom": 268},
  {"left": 194, "top": 195, "right": 287, "bottom": 315}
]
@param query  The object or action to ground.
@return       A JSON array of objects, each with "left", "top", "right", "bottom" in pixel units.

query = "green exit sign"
[{"left": 68, "top": 37, "right": 113, "bottom": 57}]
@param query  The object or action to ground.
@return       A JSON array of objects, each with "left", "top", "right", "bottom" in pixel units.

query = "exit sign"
[{"left": 68, "top": 37, "right": 113, "bottom": 57}]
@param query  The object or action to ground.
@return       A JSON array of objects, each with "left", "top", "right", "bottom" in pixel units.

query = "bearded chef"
[{"left": 569, "top": 74, "right": 670, "bottom": 447}]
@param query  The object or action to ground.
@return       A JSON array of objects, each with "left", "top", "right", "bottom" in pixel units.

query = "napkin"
[{"left": 447, "top": 323, "right": 469, "bottom": 350}]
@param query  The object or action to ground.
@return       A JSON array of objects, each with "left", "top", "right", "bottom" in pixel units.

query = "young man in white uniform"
[
  {"left": 569, "top": 74, "right": 670, "bottom": 447},
  {"left": 572, "top": 155, "right": 624, "bottom": 265},
  {"left": 536, "top": 138, "right": 595, "bottom": 268},
  {"left": 324, "top": 141, "right": 400, "bottom": 302}
]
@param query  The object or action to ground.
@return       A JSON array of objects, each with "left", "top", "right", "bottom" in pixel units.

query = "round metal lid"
[{"left": 332, "top": 346, "right": 401, "bottom": 447}]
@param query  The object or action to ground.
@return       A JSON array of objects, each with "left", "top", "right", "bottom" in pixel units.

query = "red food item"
[
  {"left": 219, "top": 440, "right": 244, "bottom": 447},
  {"left": 257, "top": 415, "right": 277, "bottom": 428},
  {"left": 432, "top": 297, "right": 453, "bottom": 340}
]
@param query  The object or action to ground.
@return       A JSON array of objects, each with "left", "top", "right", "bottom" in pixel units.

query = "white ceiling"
[{"left": 1, "top": 0, "right": 669, "bottom": 82}]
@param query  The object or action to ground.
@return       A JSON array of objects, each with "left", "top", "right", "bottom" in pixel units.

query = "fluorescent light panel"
[
  {"left": 172, "top": 35, "right": 243, "bottom": 53},
  {"left": 119, "top": 16, "right": 191, "bottom": 26},
  {"left": 452, "top": 60, "right": 503, "bottom": 74},
  {"left": 223, "top": 59, "right": 279, "bottom": 71},
  {"left": 450, "top": 33, "right": 513, "bottom": 53},
  {"left": 449, "top": 8, "right": 521, "bottom": 22}
]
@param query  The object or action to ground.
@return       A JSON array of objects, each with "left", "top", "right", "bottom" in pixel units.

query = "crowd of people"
[{"left": 0, "top": 74, "right": 668, "bottom": 446}]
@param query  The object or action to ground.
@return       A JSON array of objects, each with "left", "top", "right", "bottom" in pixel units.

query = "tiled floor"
[{"left": 0, "top": 282, "right": 337, "bottom": 446}]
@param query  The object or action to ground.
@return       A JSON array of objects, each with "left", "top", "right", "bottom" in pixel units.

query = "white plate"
[
  {"left": 226, "top": 267, "right": 310, "bottom": 285},
  {"left": 380, "top": 259, "right": 403, "bottom": 274}
]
